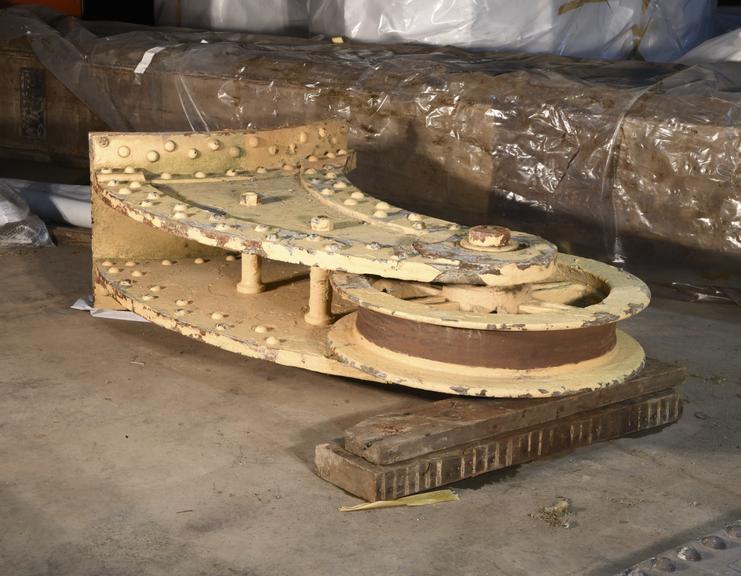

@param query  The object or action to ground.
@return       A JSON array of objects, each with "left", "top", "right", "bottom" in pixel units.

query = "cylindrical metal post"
[
  {"left": 304, "top": 266, "right": 333, "bottom": 326},
  {"left": 237, "top": 254, "right": 265, "bottom": 294}
]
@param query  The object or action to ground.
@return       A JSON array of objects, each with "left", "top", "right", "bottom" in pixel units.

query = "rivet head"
[
  {"left": 226, "top": 168, "right": 238, "bottom": 176},
  {"left": 240, "top": 191, "right": 261, "bottom": 206},
  {"left": 118, "top": 187, "right": 131, "bottom": 196},
  {"left": 332, "top": 181, "right": 347, "bottom": 191},
  {"left": 651, "top": 557, "right": 675, "bottom": 572},
  {"left": 173, "top": 203, "right": 188, "bottom": 212},
  {"left": 100, "top": 168, "right": 112, "bottom": 174},
  {"left": 194, "top": 257, "right": 205, "bottom": 264},
  {"left": 268, "top": 145, "right": 279, "bottom": 155},
  {"left": 140, "top": 200, "right": 153, "bottom": 207},
  {"left": 366, "top": 242, "right": 381, "bottom": 250},
  {"left": 412, "top": 221, "right": 426, "bottom": 230},
  {"left": 320, "top": 188, "right": 334, "bottom": 196},
  {"left": 307, "top": 154, "right": 318, "bottom": 162},
  {"left": 350, "top": 190, "right": 364, "bottom": 199},
  {"left": 108, "top": 267, "right": 120, "bottom": 274},
  {"left": 147, "top": 192, "right": 160, "bottom": 200},
  {"left": 254, "top": 325, "right": 268, "bottom": 333},
  {"left": 117, "top": 145, "right": 131, "bottom": 158},
  {"left": 132, "top": 270, "right": 143, "bottom": 277},
  {"left": 373, "top": 210, "right": 388, "bottom": 219},
  {"left": 107, "top": 180, "right": 119, "bottom": 187},
  {"left": 102, "top": 260, "right": 114, "bottom": 267},
  {"left": 701, "top": 535, "right": 726, "bottom": 550},
  {"left": 247, "top": 135, "right": 259, "bottom": 148},
  {"left": 324, "top": 171, "right": 337, "bottom": 179},
  {"left": 325, "top": 151, "right": 336, "bottom": 159},
  {"left": 142, "top": 294, "right": 154, "bottom": 301},
  {"left": 125, "top": 260, "right": 136, "bottom": 267},
  {"left": 318, "top": 127, "right": 328, "bottom": 138},
  {"left": 256, "top": 167, "right": 267, "bottom": 174},
  {"left": 299, "top": 131, "right": 309, "bottom": 144},
  {"left": 225, "top": 254, "right": 236, "bottom": 261},
  {"left": 375, "top": 201, "right": 391, "bottom": 210},
  {"left": 149, "top": 285, "right": 162, "bottom": 292},
  {"left": 187, "top": 148, "right": 199, "bottom": 159},
  {"left": 211, "top": 312, "right": 224, "bottom": 321},
  {"left": 124, "top": 166, "right": 135, "bottom": 174},
  {"left": 228, "top": 146, "right": 241, "bottom": 158},
  {"left": 164, "top": 140, "right": 177, "bottom": 152},
  {"left": 407, "top": 213, "right": 422, "bottom": 222},
  {"left": 265, "top": 336, "right": 280, "bottom": 346},
  {"left": 677, "top": 546, "right": 701, "bottom": 562},
  {"left": 725, "top": 524, "right": 741, "bottom": 538},
  {"left": 282, "top": 164, "right": 295, "bottom": 172},
  {"left": 467, "top": 225, "right": 511, "bottom": 248},
  {"left": 254, "top": 224, "right": 268, "bottom": 233},
  {"left": 175, "top": 309, "right": 187, "bottom": 316},
  {"left": 161, "top": 259, "right": 173, "bottom": 266},
  {"left": 343, "top": 198, "right": 357, "bottom": 206},
  {"left": 129, "top": 181, "right": 142, "bottom": 189},
  {"left": 173, "top": 212, "right": 186, "bottom": 220},
  {"left": 310, "top": 215, "right": 333, "bottom": 232},
  {"left": 175, "top": 299, "right": 189, "bottom": 306},
  {"left": 194, "top": 171, "right": 206, "bottom": 179},
  {"left": 146, "top": 150, "right": 160, "bottom": 162},
  {"left": 304, "top": 168, "right": 317, "bottom": 175},
  {"left": 207, "top": 138, "right": 221, "bottom": 151},
  {"left": 337, "top": 149, "right": 348, "bottom": 156},
  {"left": 160, "top": 172, "right": 172, "bottom": 180}
]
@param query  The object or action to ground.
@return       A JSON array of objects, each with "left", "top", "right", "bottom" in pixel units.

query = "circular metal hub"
[{"left": 328, "top": 253, "right": 650, "bottom": 397}]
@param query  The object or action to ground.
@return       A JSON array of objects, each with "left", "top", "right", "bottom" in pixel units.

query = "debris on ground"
[{"left": 531, "top": 497, "right": 577, "bottom": 528}]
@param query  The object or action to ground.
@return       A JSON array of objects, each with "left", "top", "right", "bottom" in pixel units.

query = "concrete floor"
[{"left": 1, "top": 245, "right": 740, "bottom": 576}]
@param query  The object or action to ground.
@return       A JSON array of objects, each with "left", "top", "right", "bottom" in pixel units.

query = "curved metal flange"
[
  {"left": 90, "top": 122, "right": 557, "bottom": 286},
  {"left": 328, "top": 313, "right": 646, "bottom": 398},
  {"left": 331, "top": 254, "right": 650, "bottom": 331},
  {"left": 93, "top": 256, "right": 373, "bottom": 381}
]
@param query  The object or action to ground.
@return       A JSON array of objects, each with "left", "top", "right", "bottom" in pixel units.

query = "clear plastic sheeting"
[
  {"left": 0, "top": 180, "right": 52, "bottom": 250},
  {"left": 307, "top": 0, "right": 716, "bottom": 62},
  {"left": 0, "top": 7, "right": 739, "bottom": 270}
]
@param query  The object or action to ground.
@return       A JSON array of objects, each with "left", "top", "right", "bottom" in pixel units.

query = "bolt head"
[
  {"left": 701, "top": 535, "right": 726, "bottom": 550},
  {"left": 467, "top": 225, "right": 511, "bottom": 248},
  {"left": 311, "top": 215, "right": 333, "bottom": 232},
  {"left": 240, "top": 191, "right": 261, "bottom": 207},
  {"left": 677, "top": 546, "right": 701, "bottom": 562}
]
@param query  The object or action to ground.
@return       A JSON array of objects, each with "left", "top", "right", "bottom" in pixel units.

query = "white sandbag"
[
  {"left": 680, "top": 29, "right": 741, "bottom": 64},
  {"left": 307, "top": 0, "right": 716, "bottom": 62},
  {"left": 155, "top": 0, "right": 308, "bottom": 34}
]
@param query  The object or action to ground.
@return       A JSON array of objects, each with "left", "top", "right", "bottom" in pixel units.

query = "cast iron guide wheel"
[{"left": 90, "top": 121, "right": 649, "bottom": 398}]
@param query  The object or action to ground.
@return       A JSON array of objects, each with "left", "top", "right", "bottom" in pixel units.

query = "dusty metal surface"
[
  {"left": 617, "top": 521, "right": 741, "bottom": 575},
  {"left": 90, "top": 121, "right": 652, "bottom": 397}
]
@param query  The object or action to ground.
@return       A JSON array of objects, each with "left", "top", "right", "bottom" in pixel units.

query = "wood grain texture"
[
  {"left": 316, "top": 388, "right": 682, "bottom": 501},
  {"left": 345, "top": 359, "right": 685, "bottom": 465}
]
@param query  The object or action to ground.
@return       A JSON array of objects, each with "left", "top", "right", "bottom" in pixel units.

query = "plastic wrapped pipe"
[{"left": 0, "top": 7, "right": 738, "bottom": 271}]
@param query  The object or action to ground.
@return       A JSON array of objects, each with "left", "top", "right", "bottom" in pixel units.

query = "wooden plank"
[
  {"left": 316, "top": 389, "right": 682, "bottom": 502},
  {"left": 345, "top": 359, "right": 685, "bottom": 465}
]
